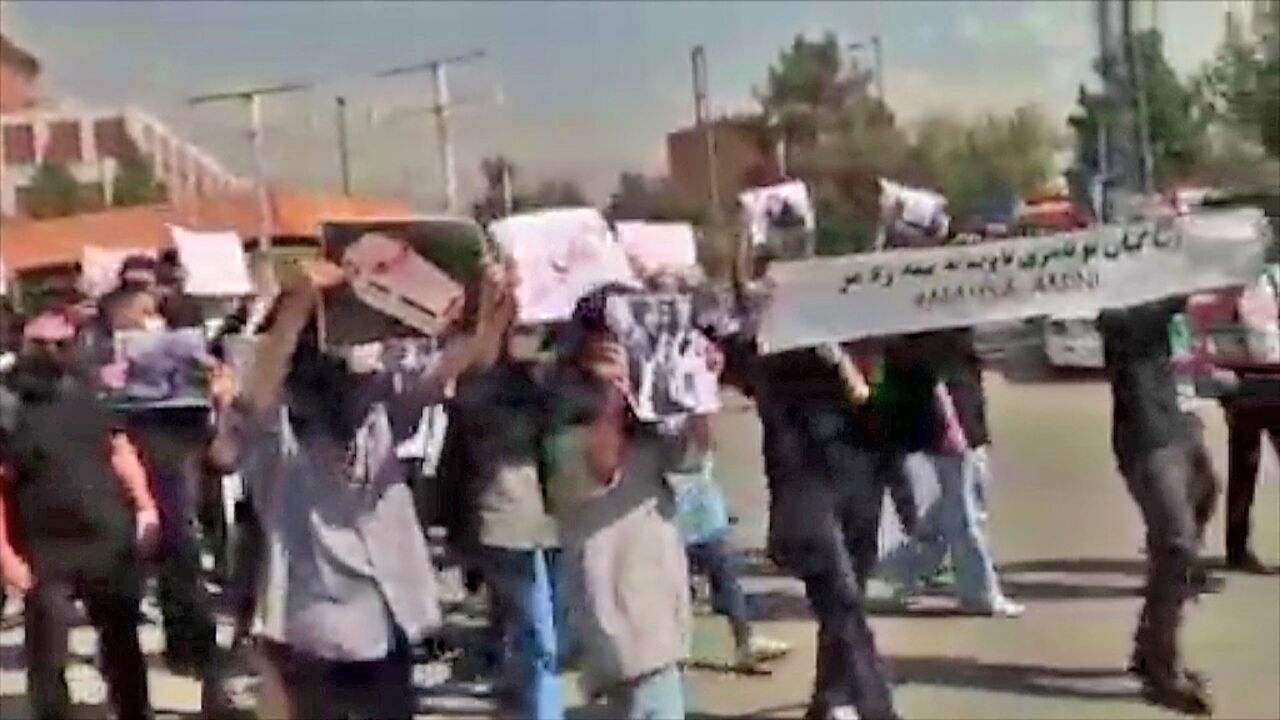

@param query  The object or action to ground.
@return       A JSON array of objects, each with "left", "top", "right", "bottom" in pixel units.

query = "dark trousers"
[
  {"left": 25, "top": 564, "right": 150, "bottom": 720},
  {"left": 264, "top": 637, "right": 415, "bottom": 720},
  {"left": 1120, "top": 444, "right": 1200, "bottom": 680},
  {"left": 687, "top": 536, "right": 752, "bottom": 647},
  {"left": 760, "top": 406, "right": 897, "bottom": 719},
  {"left": 802, "top": 572, "right": 897, "bottom": 719},
  {"left": 153, "top": 470, "right": 219, "bottom": 676},
  {"left": 1223, "top": 400, "right": 1280, "bottom": 559}
]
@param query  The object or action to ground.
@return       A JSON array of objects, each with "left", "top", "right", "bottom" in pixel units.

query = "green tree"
[
  {"left": 472, "top": 155, "right": 517, "bottom": 224},
  {"left": 521, "top": 180, "right": 588, "bottom": 209},
  {"left": 111, "top": 155, "right": 166, "bottom": 207},
  {"left": 1196, "top": 0, "right": 1280, "bottom": 159},
  {"left": 757, "top": 33, "right": 912, "bottom": 254},
  {"left": 916, "top": 106, "right": 1058, "bottom": 221},
  {"left": 24, "top": 160, "right": 83, "bottom": 219},
  {"left": 1070, "top": 29, "right": 1209, "bottom": 187},
  {"left": 606, "top": 172, "right": 703, "bottom": 223}
]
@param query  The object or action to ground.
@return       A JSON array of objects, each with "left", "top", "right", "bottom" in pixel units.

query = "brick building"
[
  {"left": 666, "top": 115, "right": 782, "bottom": 210},
  {"left": 0, "top": 33, "right": 40, "bottom": 113},
  {"left": 0, "top": 33, "right": 248, "bottom": 218}
]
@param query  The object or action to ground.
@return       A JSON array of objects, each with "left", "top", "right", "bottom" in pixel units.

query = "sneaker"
[
  {"left": 960, "top": 596, "right": 1025, "bottom": 618},
  {"left": 1140, "top": 670, "right": 1213, "bottom": 716},
  {"left": 735, "top": 635, "right": 792, "bottom": 670}
]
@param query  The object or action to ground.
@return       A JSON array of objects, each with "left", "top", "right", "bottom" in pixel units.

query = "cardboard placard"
[{"left": 320, "top": 218, "right": 483, "bottom": 347}]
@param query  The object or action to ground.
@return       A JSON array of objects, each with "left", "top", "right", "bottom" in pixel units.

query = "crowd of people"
[{"left": 0, "top": 202, "right": 1276, "bottom": 720}]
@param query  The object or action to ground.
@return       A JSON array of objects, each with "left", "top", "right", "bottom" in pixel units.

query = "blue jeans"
[
  {"left": 480, "top": 547, "right": 563, "bottom": 720},
  {"left": 604, "top": 665, "right": 685, "bottom": 720},
  {"left": 881, "top": 449, "right": 1004, "bottom": 606},
  {"left": 686, "top": 535, "right": 751, "bottom": 647}
]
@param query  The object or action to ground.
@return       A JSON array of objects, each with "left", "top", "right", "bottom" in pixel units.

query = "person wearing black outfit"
[
  {"left": 0, "top": 312, "right": 156, "bottom": 720},
  {"left": 100, "top": 281, "right": 236, "bottom": 717},
  {"left": 719, "top": 267, "right": 897, "bottom": 720},
  {"left": 1221, "top": 392, "right": 1280, "bottom": 573},
  {"left": 1098, "top": 297, "right": 1213, "bottom": 716}
]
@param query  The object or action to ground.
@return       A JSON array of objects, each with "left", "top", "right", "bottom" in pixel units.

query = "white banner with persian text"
[{"left": 759, "top": 208, "right": 1270, "bottom": 353}]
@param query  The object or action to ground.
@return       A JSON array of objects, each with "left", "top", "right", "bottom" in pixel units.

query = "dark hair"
[{"left": 118, "top": 254, "right": 157, "bottom": 277}]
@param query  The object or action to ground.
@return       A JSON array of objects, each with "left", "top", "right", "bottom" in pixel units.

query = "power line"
[
  {"left": 188, "top": 81, "right": 313, "bottom": 251},
  {"left": 372, "top": 50, "right": 488, "bottom": 213}
]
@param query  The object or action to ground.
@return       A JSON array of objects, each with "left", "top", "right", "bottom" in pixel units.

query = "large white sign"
[
  {"left": 615, "top": 221, "right": 698, "bottom": 275},
  {"left": 738, "top": 180, "right": 816, "bottom": 246},
  {"left": 169, "top": 225, "right": 254, "bottom": 296},
  {"left": 760, "top": 209, "right": 1269, "bottom": 353},
  {"left": 490, "top": 207, "right": 637, "bottom": 324}
]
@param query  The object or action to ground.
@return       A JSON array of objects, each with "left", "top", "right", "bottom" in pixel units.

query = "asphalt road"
[
  {"left": 695, "top": 375, "right": 1280, "bottom": 719},
  {"left": 1, "top": 373, "right": 1276, "bottom": 719}
]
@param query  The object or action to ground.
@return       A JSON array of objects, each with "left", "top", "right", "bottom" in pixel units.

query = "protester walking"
[
  {"left": 97, "top": 278, "right": 239, "bottom": 716},
  {"left": 0, "top": 311, "right": 157, "bottom": 720},
  {"left": 877, "top": 330, "right": 1024, "bottom": 618},
  {"left": 720, "top": 256, "right": 898, "bottom": 720},
  {"left": 206, "top": 258, "right": 512, "bottom": 719},
  {"left": 542, "top": 285, "right": 696, "bottom": 719},
  {"left": 1099, "top": 297, "right": 1213, "bottom": 715},
  {"left": 442, "top": 318, "right": 567, "bottom": 719}
]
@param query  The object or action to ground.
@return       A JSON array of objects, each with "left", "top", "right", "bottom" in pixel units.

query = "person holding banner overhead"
[
  {"left": 205, "top": 256, "right": 513, "bottom": 720},
  {"left": 725, "top": 194, "right": 899, "bottom": 720},
  {"left": 1098, "top": 296, "right": 1214, "bottom": 716}
]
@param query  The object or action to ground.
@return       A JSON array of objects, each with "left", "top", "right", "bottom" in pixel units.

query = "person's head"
[
  {"left": 157, "top": 250, "right": 186, "bottom": 294},
  {"left": 101, "top": 286, "right": 163, "bottom": 332},
  {"left": 118, "top": 254, "right": 158, "bottom": 292},
  {"left": 14, "top": 310, "right": 83, "bottom": 393},
  {"left": 280, "top": 318, "right": 360, "bottom": 438}
]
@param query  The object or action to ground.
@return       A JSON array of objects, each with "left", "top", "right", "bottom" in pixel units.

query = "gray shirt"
[{"left": 235, "top": 385, "right": 443, "bottom": 661}]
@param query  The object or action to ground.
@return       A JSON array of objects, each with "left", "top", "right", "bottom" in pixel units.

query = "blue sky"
[{"left": 1, "top": 0, "right": 1232, "bottom": 207}]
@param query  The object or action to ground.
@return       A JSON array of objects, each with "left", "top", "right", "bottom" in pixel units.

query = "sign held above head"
[{"left": 320, "top": 217, "right": 483, "bottom": 347}]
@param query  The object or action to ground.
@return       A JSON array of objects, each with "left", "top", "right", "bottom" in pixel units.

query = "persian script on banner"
[
  {"left": 490, "top": 207, "right": 637, "bottom": 324},
  {"left": 759, "top": 208, "right": 1270, "bottom": 354}
]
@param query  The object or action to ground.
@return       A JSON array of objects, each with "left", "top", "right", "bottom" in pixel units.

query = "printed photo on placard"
[
  {"left": 604, "top": 293, "right": 719, "bottom": 422},
  {"left": 320, "top": 218, "right": 484, "bottom": 347},
  {"left": 109, "top": 327, "right": 212, "bottom": 409}
]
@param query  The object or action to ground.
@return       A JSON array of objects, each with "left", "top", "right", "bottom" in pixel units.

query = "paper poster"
[
  {"left": 110, "top": 327, "right": 212, "bottom": 409},
  {"left": 615, "top": 221, "right": 699, "bottom": 275},
  {"left": 169, "top": 225, "right": 253, "bottom": 296},
  {"left": 759, "top": 208, "right": 1270, "bottom": 353},
  {"left": 80, "top": 246, "right": 155, "bottom": 298},
  {"left": 321, "top": 218, "right": 481, "bottom": 347},
  {"left": 490, "top": 207, "right": 638, "bottom": 324},
  {"left": 878, "top": 178, "right": 950, "bottom": 247},
  {"left": 738, "top": 180, "right": 816, "bottom": 247},
  {"left": 342, "top": 232, "right": 464, "bottom": 338},
  {"left": 605, "top": 293, "right": 720, "bottom": 422}
]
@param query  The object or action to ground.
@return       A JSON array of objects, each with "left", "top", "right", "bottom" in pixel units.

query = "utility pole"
[
  {"left": 336, "top": 96, "right": 352, "bottom": 196},
  {"left": 1124, "top": 0, "right": 1156, "bottom": 195},
  {"left": 691, "top": 45, "right": 722, "bottom": 223},
  {"left": 189, "top": 81, "right": 312, "bottom": 252},
  {"left": 1095, "top": 0, "right": 1147, "bottom": 220},
  {"left": 377, "top": 50, "right": 485, "bottom": 214}
]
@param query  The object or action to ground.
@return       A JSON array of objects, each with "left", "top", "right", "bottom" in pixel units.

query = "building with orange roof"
[{"left": 0, "top": 186, "right": 416, "bottom": 294}]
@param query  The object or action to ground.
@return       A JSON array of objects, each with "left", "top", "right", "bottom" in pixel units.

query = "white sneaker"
[
  {"left": 736, "top": 635, "right": 792, "bottom": 668},
  {"left": 829, "top": 705, "right": 860, "bottom": 720},
  {"left": 960, "top": 595, "right": 1025, "bottom": 618}
]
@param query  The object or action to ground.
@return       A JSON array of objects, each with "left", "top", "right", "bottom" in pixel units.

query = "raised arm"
[{"left": 388, "top": 258, "right": 517, "bottom": 411}]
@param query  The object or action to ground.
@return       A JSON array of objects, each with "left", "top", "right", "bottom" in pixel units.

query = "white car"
[{"left": 1043, "top": 314, "right": 1104, "bottom": 369}]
